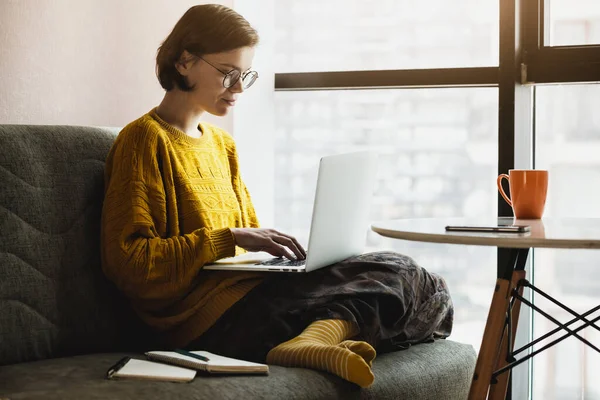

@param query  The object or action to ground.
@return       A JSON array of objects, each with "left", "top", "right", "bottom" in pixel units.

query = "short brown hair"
[{"left": 156, "top": 4, "right": 259, "bottom": 91}]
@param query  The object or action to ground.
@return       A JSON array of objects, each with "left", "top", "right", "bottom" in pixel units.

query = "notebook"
[
  {"left": 145, "top": 350, "right": 269, "bottom": 375},
  {"left": 106, "top": 357, "right": 196, "bottom": 382}
]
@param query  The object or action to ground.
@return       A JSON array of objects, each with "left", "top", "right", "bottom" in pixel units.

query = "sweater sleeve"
[{"left": 100, "top": 126, "right": 236, "bottom": 303}]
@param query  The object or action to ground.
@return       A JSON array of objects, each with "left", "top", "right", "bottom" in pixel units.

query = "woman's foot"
[
  {"left": 338, "top": 340, "right": 377, "bottom": 366},
  {"left": 266, "top": 319, "right": 375, "bottom": 388}
]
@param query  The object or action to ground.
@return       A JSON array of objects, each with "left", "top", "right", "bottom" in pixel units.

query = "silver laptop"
[{"left": 204, "top": 151, "right": 378, "bottom": 273}]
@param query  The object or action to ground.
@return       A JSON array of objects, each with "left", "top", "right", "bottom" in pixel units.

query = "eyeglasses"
[{"left": 197, "top": 56, "right": 259, "bottom": 90}]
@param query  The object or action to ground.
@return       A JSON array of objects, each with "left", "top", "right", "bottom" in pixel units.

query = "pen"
[
  {"left": 174, "top": 348, "right": 210, "bottom": 362},
  {"left": 106, "top": 356, "right": 131, "bottom": 379}
]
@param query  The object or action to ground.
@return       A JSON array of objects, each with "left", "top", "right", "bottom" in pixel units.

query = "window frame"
[{"left": 522, "top": 0, "right": 600, "bottom": 83}]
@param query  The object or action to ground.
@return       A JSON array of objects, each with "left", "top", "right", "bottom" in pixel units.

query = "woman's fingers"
[
  {"left": 277, "top": 232, "right": 307, "bottom": 258},
  {"left": 230, "top": 228, "right": 306, "bottom": 260},
  {"left": 272, "top": 235, "right": 305, "bottom": 260},
  {"left": 266, "top": 239, "right": 295, "bottom": 260}
]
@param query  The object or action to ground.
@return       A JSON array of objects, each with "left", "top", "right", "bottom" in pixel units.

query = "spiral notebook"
[{"left": 145, "top": 350, "right": 269, "bottom": 375}]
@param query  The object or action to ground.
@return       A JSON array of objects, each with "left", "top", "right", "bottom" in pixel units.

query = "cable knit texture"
[{"left": 101, "top": 108, "right": 264, "bottom": 347}]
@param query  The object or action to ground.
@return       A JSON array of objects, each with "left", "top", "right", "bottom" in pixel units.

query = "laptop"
[{"left": 203, "top": 151, "right": 378, "bottom": 273}]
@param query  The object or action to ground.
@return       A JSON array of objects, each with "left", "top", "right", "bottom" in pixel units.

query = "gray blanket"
[{"left": 187, "top": 251, "right": 454, "bottom": 362}]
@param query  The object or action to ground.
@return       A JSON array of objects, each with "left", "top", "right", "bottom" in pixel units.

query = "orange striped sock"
[{"left": 266, "top": 319, "right": 376, "bottom": 388}]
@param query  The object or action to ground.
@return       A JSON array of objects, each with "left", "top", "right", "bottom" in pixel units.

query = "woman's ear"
[{"left": 175, "top": 50, "right": 196, "bottom": 77}]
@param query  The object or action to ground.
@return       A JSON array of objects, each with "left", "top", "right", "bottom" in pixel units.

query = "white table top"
[{"left": 371, "top": 217, "right": 600, "bottom": 249}]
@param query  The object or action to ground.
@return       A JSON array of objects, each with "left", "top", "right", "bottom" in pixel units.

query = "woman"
[{"left": 101, "top": 4, "right": 453, "bottom": 388}]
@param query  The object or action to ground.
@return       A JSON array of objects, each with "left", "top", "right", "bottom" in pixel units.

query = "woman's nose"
[{"left": 228, "top": 78, "right": 244, "bottom": 93}]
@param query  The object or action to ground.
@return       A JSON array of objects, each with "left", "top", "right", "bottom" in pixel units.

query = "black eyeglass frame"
[{"left": 196, "top": 55, "right": 259, "bottom": 90}]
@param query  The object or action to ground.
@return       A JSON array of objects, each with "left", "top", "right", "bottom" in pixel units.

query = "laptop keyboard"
[{"left": 257, "top": 257, "right": 306, "bottom": 267}]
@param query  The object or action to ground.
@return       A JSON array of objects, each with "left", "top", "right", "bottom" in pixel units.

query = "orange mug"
[{"left": 497, "top": 169, "right": 548, "bottom": 219}]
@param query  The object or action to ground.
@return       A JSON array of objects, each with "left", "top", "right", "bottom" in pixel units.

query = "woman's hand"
[{"left": 230, "top": 228, "right": 306, "bottom": 260}]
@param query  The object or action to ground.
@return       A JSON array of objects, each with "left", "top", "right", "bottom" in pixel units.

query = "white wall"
[
  {"left": 0, "top": 0, "right": 274, "bottom": 225},
  {"left": 0, "top": 0, "right": 232, "bottom": 130}
]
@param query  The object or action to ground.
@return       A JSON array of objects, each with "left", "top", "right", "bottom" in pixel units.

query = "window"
[
  {"left": 274, "top": 0, "right": 498, "bottom": 72},
  {"left": 272, "top": 0, "right": 500, "bottom": 352},
  {"left": 273, "top": 88, "right": 498, "bottom": 350},
  {"left": 546, "top": 0, "right": 600, "bottom": 46},
  {"left": 533, "top": 84, "right": 600, "bottom": 399}
]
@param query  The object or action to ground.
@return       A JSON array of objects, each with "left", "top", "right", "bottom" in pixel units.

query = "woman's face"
[{"left": 177, "top": 46, "right": 256, "bottom": 117}]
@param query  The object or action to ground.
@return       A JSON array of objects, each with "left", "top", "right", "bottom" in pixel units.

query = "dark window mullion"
[
  {"left": 535, "top": 46, "right": 600, "bottom": 63},
  {"left": 274, "top": 67, "right": 499, "bottom": 91},
  {"left": 499, "top": 0, "right": 532, "bottom": 397},
  {"left": 527, "top": 61, "right": 600, "bottom": 84}
]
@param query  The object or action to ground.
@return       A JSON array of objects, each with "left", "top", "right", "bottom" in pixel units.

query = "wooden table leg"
[
  {"left": 488, "top": 270, "right": 526, "bottom": 400},
  {"left": 468, "top": 278, "right": 514, "bottom": 400}
]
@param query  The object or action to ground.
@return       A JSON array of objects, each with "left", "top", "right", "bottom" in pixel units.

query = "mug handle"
[{"left": 497, "top": 174, "right": 512, "bottom": 207}]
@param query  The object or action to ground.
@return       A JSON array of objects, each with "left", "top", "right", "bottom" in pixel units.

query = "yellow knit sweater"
[{"left": 101, "top": 108, "right": 264, "bottom": 347}]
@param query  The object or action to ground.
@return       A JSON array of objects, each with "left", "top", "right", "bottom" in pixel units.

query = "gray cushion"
[
  {"left": 0, "top": 340, "right": 476, "bottom": 400},
  {"left": 0, "top": 125, "right": 153, "bottom": 366}
]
